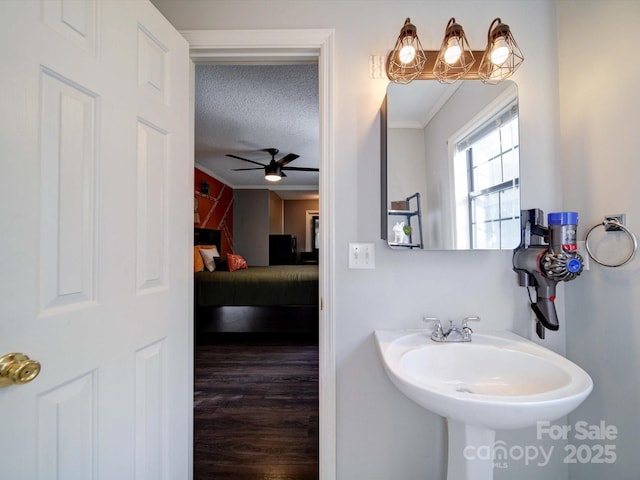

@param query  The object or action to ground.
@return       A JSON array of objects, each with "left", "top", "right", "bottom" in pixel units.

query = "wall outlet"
[{"left": 349, "top": 242, "right": 375, "bottom": 269}]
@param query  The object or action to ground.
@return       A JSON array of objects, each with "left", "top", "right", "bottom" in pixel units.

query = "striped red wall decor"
[{"left": 195, "top": 168, "right": 233, "bottom": 255}]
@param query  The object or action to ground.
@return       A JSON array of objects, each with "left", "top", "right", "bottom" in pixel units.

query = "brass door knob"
[{"left": 0, "top": 353, "right": 41, "bottom": 387}]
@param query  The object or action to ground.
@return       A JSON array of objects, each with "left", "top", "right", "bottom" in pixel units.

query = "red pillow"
[{"left": 227, "top": 253, "right": 248, "bottom": 272}]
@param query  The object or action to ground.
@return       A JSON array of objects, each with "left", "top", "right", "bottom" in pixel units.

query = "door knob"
[{"left": 0, "top": 353, "right": 41, "bottom": 387}]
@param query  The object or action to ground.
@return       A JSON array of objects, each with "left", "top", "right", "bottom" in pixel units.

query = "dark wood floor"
[{"left": 194, "top": 335, "right": 319, "bottom": 479}]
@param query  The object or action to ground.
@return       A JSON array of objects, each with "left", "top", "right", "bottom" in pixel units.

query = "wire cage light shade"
[
  {"left": 433, "top": 18, "right": 476, "bottom": 84},
  {"left": 386, "top": 18, "right": 428, "bottom": 84},
  {"left": 478, "top": 18, "right": 524, "bottom": 84}
]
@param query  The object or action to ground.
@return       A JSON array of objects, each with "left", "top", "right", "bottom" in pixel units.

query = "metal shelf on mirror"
[
  {"left": 388, "top": 192, "right": 423, "bottom": 249},
  {"left": 388, "top": 242, "right": 422, "bottom": 249}
]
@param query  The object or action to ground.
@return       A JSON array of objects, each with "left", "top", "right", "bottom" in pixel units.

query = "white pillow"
[{"left": 199, "top": 246, "right": 219, "bottom": 272}]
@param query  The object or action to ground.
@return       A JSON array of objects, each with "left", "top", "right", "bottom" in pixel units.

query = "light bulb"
[
  {"left": 399, "top": 43, "right": 416, "bottom": 64},
  {"left": 265, "top": 173, "right": 282, "bottom": 182},
  {"left": 490, "top": 37, "right": 510, "bottom": 65},
  {"left": 444, "top": 37, "right": 462, "bottom": 65}
]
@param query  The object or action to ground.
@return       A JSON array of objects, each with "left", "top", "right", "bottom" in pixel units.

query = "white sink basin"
[{"left": 374, "top": 329, "right": 593, "bottom": 430}]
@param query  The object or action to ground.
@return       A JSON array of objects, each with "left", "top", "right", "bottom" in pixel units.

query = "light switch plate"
[{"left": 349, "top": 242, "right": 375, "bottom": 269}]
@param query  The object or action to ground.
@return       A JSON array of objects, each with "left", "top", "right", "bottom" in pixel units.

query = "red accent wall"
[{"left": 194, "top": 168, "right": 233, "bottom": 255}]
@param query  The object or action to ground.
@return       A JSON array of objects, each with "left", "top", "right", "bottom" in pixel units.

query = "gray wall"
[
  {"left": 387, "top": 128, "right": 426, "bottom": 243},
  {"left": 233, "top": 189, "right": 269, "bottom": 265},
  {"left": 149, "top": 0, "right": 633, "bottom": 478},
  {"left": 269, "top": 190, "right": 283, "bottom": 235},
  {"left": 558, "top": 1, "right": 640, "bottom": 479}
]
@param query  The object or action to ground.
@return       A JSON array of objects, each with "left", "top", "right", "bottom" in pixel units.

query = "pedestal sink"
[{"left": 374, "top": 329, "right": 593, "bottom": 480}]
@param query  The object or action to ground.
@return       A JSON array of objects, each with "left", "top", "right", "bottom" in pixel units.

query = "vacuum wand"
[{"left": 513, "top": 209, "right": 583, "bottom": 338}]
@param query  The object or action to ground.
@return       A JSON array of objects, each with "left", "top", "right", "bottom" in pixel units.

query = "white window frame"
[{"left": 448, "top": 85, "right": 519, "bottom": 249}]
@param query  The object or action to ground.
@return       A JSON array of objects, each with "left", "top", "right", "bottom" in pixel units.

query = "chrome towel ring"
[{"left": 585, "top": 217, "right": 638, "bottom": 267}]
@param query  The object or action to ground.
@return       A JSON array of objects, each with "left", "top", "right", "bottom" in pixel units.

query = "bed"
[{"left": 194, "top": 228, "right": 319, "bottom": 339}]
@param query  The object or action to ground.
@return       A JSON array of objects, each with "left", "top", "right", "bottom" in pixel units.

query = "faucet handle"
[
  {"left": 462, "top": 316, "right": 480, "bottom": 329},
  {"left": 460, "top": 316, "right": 480, "bottom": 342},
  {"left": 423, "top": 317, "right": 444, "bottom": 340}
]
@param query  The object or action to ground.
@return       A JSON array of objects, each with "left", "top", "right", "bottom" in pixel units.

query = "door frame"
[{"left": 183, "top": 29, "right": 336, "bottom": 480}]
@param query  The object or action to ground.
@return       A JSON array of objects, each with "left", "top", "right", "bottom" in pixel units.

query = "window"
[{"left": 453, "top": 99, "right": 519, "bottom": 249}]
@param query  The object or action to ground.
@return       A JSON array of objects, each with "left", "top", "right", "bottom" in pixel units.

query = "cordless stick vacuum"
[{"left": 513, "top": 209, "right": 584, "bottom": 339}]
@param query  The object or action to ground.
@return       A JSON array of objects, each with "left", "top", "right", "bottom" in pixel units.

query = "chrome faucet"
[{"left": 423, "top": 316, "right": 480, "bottom": 342}]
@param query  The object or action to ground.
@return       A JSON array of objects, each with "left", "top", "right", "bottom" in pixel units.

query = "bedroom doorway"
[{"left": 187, "top": 30, "right": 335, "bottom": 480}]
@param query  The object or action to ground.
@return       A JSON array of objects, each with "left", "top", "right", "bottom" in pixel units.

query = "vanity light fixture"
[
  {"left": 386, "top": 18, "right": 428, "bottom": 84},
  {"left": 478, "top": 18, "right": 524, "bottom": 84},
  {"left": 433, "top": 18, "right": 476, "bottom": 83},
  {"left": 385, "top": 16, "right": 523, "bottom": 84}
]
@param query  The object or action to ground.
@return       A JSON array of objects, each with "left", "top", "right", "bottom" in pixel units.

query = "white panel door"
[{"left": 0, "top": 1, "right": 192, "bottom": 479}]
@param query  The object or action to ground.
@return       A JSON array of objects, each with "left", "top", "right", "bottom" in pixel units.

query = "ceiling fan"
[{"left": 226, "top": 148, "right": 319, "bottom": 182}]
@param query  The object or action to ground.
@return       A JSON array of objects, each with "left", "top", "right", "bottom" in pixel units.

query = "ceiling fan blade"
[
  {"left": 228, "top": 149, "right": 316, "bottom": 179},
  {"left": 277, "top": 153, "right": 300, "bottom": 167},
  {"left": 225, "top": 154, "right": 266, "bottom": 167},
  {"left": 281, "top": 166, "right": 319, "bottom": 172}
]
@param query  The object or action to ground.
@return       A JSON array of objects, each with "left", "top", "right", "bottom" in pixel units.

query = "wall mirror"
[{"left": 381, "top": 80, "right": 520, "bottom": 250}]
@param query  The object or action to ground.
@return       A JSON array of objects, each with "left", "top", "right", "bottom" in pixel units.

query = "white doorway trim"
[{"left": 182, "top": 29, "right": 336, "bottom": 480}]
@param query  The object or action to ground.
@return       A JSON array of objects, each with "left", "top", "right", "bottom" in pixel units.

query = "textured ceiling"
[{"left": 195, "top": 64, "right": 319, "bottom": 194}]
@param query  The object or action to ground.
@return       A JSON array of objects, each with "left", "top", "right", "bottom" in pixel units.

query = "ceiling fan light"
[
  {"left": 265, "top": 173, "right": 282, "bottom": 182},
  {"left": 227, "top": 148, "right": 315, "bottom": 182},
  {"left": 265, "top": 163, "right": 282, "bottom": 182}
]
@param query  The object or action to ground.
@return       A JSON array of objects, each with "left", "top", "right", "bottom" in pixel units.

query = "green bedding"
[{"left": 195, "top": 265, "right": 319, "bottom": 307}]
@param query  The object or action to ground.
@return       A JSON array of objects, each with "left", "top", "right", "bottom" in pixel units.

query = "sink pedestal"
[{"left": 447, "top": 420, "right": 496, "bottom": 480}]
